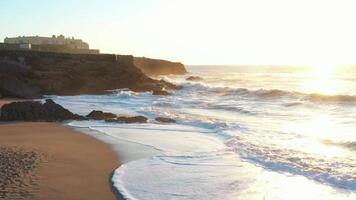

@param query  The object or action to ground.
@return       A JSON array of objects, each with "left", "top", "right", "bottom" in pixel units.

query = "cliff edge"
[
  {"left": 0, "top": 50, "right": 180, "bottom": 99},
  {"left": 134, "top": 57, "right": 187, "bottom": 75}
]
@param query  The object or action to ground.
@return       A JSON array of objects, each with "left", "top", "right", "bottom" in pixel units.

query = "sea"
[{"left": 51, "top": 65, "right": 356, "bottom": 200}]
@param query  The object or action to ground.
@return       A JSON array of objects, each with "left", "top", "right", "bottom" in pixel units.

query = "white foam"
[
  {"left": 69, "top": 121, "right": 356, "bottom": 200},
  {"left": 113, "top": 152, "right": 355, "bottom": 200},
  {"left": 88, "top": 123, "right": 225, "bottom": 154}
]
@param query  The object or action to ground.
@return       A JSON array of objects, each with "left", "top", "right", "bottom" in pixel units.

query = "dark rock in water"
[
  {"left": 86, "top": 110, "right": 117, "bottom": 120},
  {"left": 186, "top": 76, "right": 203, "bottom": 81},
  {"left": 152, "top": 90, "right": 171, "bottom": 95},
  {"left": 155, "top": 117, "right": 176, "bottom": 123},
  {"left": 86, "top": 110, "right": 147, "bottom": 123},
  {"left": 106, "top": 116, "right": 148, "bottom": 123},
  {"left": 159, "top": 79, "right": 183, "bottom": 90},
  {"left": 0, "top": 99, "right": 84, "bottom": 121}
]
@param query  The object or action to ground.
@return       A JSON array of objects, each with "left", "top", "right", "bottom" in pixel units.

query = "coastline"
[{"left": 0, "top": 121, "right": 123, "bottom": 200}]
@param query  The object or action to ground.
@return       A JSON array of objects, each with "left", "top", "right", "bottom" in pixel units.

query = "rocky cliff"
[
  {"left": 134, "top": 57, "right": 187, "bottom": 75},
  {"left": 0, "top": 50, "right": 180, "bottom": 99}
]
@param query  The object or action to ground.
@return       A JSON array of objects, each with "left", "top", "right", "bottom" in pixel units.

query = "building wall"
[
  {"left": 0, "top": 43, "right": 99, "bottom": 54},
  {"left": 31, "top": 44, "right": 99, "bottom": 54},
  {"left": 19, "top": 43, "right": 31, "bottom": 49}
]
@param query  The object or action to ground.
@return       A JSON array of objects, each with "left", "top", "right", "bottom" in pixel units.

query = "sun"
[
  {"left": 302, "top": 62, "right": 341, "bottom": 95},
  {"left": 306, "top": 60, "right": 342, "bottom": 74}
]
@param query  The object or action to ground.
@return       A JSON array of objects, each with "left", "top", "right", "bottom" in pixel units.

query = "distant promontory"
[{"left": 134, "top": 57, "right": 187, "bottom": 75}]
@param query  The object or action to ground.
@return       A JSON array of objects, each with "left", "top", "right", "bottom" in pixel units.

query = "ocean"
[{"left": 52, "top": 65, "right": 355, "bottom": 199}]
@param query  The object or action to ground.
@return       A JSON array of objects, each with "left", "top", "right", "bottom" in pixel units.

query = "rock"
[
  {"left": 155, "top": 117, "right": 176, "bottom": 123},
  {"left": 152, "top": 90, "right": 171, "bottom": 95},
  {"left": 159, "top": 79, "right": 183, "bottom": 90},
  {"left": 106, "top": 116, "right": 148, "bottom": 123},
  {"left": 0, "top": 99, "right": 84, "bottom": 121},
  {"left": 86, "top": 110, "right": 117, "bottom": 120},
  {"left": 186, "top": 76, "right": 203, "bottom": 81},
  {"left": 86, "top": 110, "right": 147, "bottom": 123}
]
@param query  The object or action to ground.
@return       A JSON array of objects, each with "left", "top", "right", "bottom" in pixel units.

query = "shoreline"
[
  {"left": 0, "top": 121, "right": 123, "bottom": 200},
  {"left": 70, "top": 126, "right": 160, "bottom": 164}
]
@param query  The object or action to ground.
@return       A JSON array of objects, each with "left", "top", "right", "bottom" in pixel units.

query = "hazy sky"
[{"left": 1, "top": 0, "right": 356, "bottom": 65}]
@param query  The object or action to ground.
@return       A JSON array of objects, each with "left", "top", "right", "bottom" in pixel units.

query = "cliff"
[
  {"left": 134, "top": 57, "right": 187, "bottom": 75},
  {"left": 0, "top": 50, "right": 180, "bottom": 99}
]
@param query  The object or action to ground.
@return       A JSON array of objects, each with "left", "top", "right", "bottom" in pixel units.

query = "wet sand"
[{"left": 0, "top": 122, "right": 121, "bottom": 200}]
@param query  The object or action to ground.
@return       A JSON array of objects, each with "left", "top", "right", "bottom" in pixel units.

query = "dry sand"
[{"left": 0, "top": 117, "right": 121, "bottom": 199}]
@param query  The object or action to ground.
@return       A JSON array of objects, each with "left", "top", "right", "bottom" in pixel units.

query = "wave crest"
[
  {"left": 322, "top": 140, "right": 356, "bottom": 150},
  {"left": 226, "top": 137, "right": 356, "bottom": 190},
  {"left": 182, "top": 82, "right": 356, "bottom": 103}
]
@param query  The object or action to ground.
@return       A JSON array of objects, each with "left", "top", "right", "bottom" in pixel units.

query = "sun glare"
[
  {"left": 302, "top": 63, "right": 341, "bottom": 95},
  {"left": 282, "top": 114, "right": 348, "bottom": 158}
]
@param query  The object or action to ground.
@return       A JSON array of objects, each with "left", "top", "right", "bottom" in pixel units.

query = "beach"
[{"left": 0, "top": 114, "right": 121, "bottom": 199}]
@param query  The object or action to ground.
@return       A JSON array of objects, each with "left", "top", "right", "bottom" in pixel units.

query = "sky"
[{"left": 1, "top": 0, "right": 356, "bottom": 66}]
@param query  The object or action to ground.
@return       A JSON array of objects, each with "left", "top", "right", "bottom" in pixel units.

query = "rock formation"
[
  {"left": 186, "top": 76, "right": 203, "bottom": 81},
  {"left": 106, "top": 116, "right": 148, "bottom": 123},
  {"left": 86, "top": 110, "right": 148, "bottom": 123},
  {"left": 86, "top": 110, "right": 117, "bottom": 120},
  {"left": 0, "top": 99, "right": 84, "bottom": 121},
  {"left": 152, "top": 90, "right": 171, "bottom": 95},
  {"left": 0, "top": 50, "right": 181, "bottom": 99},
  {"left": 134, "top": 57, "right": 187, "bottom": 75},
  {"left": 155, "top": 117, "right": 176, "bottom": 123}
]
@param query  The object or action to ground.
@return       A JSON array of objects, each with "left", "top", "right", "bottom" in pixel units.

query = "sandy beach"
[{"left": 0, "top": 121, "right": 121, "bottom": 200}]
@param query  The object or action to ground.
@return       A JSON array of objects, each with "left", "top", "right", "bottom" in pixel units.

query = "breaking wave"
[
  {"left": 181, "top": 82, "right": 356, "bottom": 103},
  {"left": 322, "top": 140, "right": 356, "bottom": 150},
  {"left": 226, "top": 137, "right": 356, "bottom": 190}
]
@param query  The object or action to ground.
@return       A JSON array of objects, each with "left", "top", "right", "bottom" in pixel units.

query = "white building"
[
  {"left": 19, "top": 43, "right": 31, "bottom": 50},
  {"left": 4, "top": 35, "right": 89, "bottom": 49}
]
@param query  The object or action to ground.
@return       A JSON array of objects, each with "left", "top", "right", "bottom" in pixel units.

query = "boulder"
[
  {"left": 155, "top": 117, "right": 176, "bottom": 123},
  {"left": 159, "top": 80, "right": 183, "bottom": 90},
  {"left": 86, "top": 110, "right": 148, "bottom": 123},
  {"left": 186, "top": 76, "right": 203, "bottom": 81},
  {"left": 86, "top": 110, "right": 117, "bottom": 120},
  {"left": 0, "top": 99, "right": 84, "bottom": 121},
  {"left": 106, "top": 116, "right": 148, "bottom": 123},
  {"left": 152, "top": 90, "right": 171, "bottom": 96}
]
